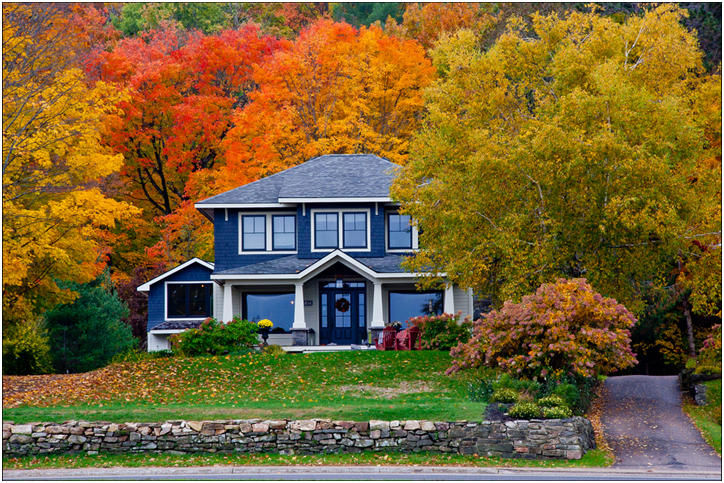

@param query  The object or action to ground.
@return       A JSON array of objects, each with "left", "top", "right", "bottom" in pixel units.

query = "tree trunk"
[{"left": 678, "top": 254, "right": 697, "bottom": 358}]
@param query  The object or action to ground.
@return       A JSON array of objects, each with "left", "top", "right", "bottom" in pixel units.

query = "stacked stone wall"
[{"left": 3, "top": 417, "right": 595, "bottom": 460}]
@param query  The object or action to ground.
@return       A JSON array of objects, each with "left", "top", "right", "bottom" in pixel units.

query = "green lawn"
[
  {"left": 2, "top": 449, "right": 613, "bottom": 470},
  {"left": 3, "top": 351, "right": 488, "bottom": 424},
  {"left": 683, "top": 379, "right": 722, "bottom": 456}
]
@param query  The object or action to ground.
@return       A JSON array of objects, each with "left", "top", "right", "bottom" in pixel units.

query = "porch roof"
[{"left": 213, "top": 253, "right": 409, "bottom": 276}]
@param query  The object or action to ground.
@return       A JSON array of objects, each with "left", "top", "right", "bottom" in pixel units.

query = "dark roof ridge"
[{"left": 196, "top": 154, "right": 400, "bottom": 206}]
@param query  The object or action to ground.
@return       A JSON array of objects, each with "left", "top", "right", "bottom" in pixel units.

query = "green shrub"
[
  {"left": 262, "top": 344, "right": 286, "bottom": 356},
  {"left": 508, "top": 402, "right": 541, "bottom": 419},
  {"left": 698, "top": 324, "right": 722, "bottom": 373},
  {"left": 467, "top": 378, "right": 496, "bottom": 402},
  {"left": 2, "top": 319, "right": 53, "bottom": 375},
  {"left": 448, "top": 279, "right": 637, "bottom": 378},
  {"left": 535, "top": 374, "right": 599, "bottom": 415},
  {"left": 110, "top": 349, "right": 152, "bottom": 364},
  {"left": 537, "top": 395, "right": 567, "bottom": 408},
  {"left": 468, "top": 373, "right": 542, "bottom": 402},
  {"left": 170, "top": 316, "right": 259, "bottom": 356},
  {"left": 150, "top": 349, "right": 175, "bottom": 359},
  {"left": 542, "top": 406, "right": 573, "bottom": 419},
  {"left": 695, "top": 365, "right": 721, "bottom": 375},
  {"left": 491, "top": 388, "right": 519, "bottom": 403},
  {"left": 409, "top": 311, "right": 473, "bottom": 351}
]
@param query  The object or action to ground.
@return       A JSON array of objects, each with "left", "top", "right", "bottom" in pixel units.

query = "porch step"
[{"left": 282, "top": 344, "right": 377, "bottom": 354}]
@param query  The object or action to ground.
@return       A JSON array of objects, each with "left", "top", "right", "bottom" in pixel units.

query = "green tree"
[
  {"left": 43, "top": 273, "right": 135, "bottom": 374},
  {"left": 331, "top": 3, "right": 402, "bottom": 27},
  {"left": 2, "top": 319, "right": 53, "bottom": 375},
  {"left": 392, "top": 5, "right": 721, "bottom": 314}
]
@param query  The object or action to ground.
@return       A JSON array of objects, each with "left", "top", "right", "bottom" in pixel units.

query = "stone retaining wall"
[{"left": 3, "top": 417, "right": 595, "bottom": 460}]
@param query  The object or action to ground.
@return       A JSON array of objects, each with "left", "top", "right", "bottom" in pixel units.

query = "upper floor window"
[
  {"left": 312, "top": 209, "right": 370, "bottom": 251},
  {"left": 343, "top": 213, "right": 367, "bottom": 248},
  {"left": 315, "top": 213, "right": 338, "bottom": 248},
  {"left": 388, "top": 213, "right": 412, "bottom": 249},
  {"left": 167, "top": 283, "right": 213, "bottom": 319},
  {"left": 272, "top": 215, "right": 296, "bottom": 250},
  {"left": 242, "top": 215, "right": 265, "bottom": 251},
  {"left": 240, "top": 213, "right": 296, "bottom": 253}
]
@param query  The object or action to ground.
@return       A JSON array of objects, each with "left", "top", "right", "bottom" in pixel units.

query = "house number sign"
[{"left": 304, "top": 300, "right": 313, "bottom": 306}]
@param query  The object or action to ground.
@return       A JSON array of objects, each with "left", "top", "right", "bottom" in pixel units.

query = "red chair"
[
  {"left": 375, "top": 326, "right": 397, "bottom": 351},
  {"left": 408, "top": 325, "right": 422, "bottom": 351},
  {"left": 395, "top": 329, "right": 410, "bottom": 350}
]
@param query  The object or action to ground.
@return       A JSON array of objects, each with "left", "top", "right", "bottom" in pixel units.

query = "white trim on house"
[
  {"left": 211, "top": 250, "right": 441, "bottom": 282},
  {"left": 238, "top": 211, "right": 298, "bottom": 255},
  {"left": 278, "top": 197, "right": 391, "bottom": 203},
  {"left": 195, "top": 203, "right": 297, "bottom": 209},
  {"left": 137, "top": 258, "right": 214, "bottom": 292},
  {"left": 164, "top": 281, "right": 214, "bottom": 322},
  {"left": 310, "top": 208, "right": 371, "bottom": 253}
]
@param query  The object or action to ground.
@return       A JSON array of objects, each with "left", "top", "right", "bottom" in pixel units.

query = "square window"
[
  {"left": 388, "top": 213, "right": 412, "bottom": 249},
  {"left": 272, "top": 215, "right": 296, "bottom": 250},
  {"left": 343, "top": 213, "right": 366, "bottom": 248},
  {"left": 315, "top": 213, "right": 338, "bottom": 248},
  {"left": 242, "top": 215, "right": 266, "bottom": 251},
  {"left": 167, "top": 284, "right": 212, "bottom": 319}
]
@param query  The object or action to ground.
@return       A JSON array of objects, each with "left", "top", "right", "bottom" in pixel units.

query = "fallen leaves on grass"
[{"left": 2, "top": 351, "right": 459, "bottom": 409}]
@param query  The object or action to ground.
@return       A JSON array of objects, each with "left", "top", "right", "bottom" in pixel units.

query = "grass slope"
[
  {"left": 683, "top": 379, "right": 722, "bottom": 456},
  {"left": 3, "top": 351, "right": 487, "bottom": 424}
]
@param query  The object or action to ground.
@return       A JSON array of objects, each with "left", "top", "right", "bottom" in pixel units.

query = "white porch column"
[
  {"left": 444, "top": 283, "right": 455, "bottom": 315},
  {"left": 222, "top": 283, "right": 233, "bottom": 322},
  {"left": 371, "top": 282, "right": 385, "bottom": 328},
  {"left": 293, "top": 282, "right": 306, "bottom": 328}
]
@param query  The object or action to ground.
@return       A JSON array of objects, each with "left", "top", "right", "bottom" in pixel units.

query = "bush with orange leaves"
[{"left": 447, "top": 279, "right": 638, "bottom": 378}]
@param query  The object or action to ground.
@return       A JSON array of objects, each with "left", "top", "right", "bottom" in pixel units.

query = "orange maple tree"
[
  {"left": 217, "top": 19, "right": 436, "bottom": 192},
  {"left": 90, "top": 24, "right": 280, "bottom": 268}
]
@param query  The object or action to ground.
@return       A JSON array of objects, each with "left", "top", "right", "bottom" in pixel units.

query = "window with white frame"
[
  {"left": 312, "top": 209, "right": 370, "bottom": 251},
  {"left": 167, "top": 283, "right": 213, "bottom": 319},
  {"left": 314, "top": 213, "right": 338, "bottom": 249},
  {"left": 242, "top": 215, "right": 266, "bottom": 251},
  {"left": 239, "top": 213, "right": 296, "bottom": 253},
  {"left": 343, "top": 212, "right": 367, "bottom": 248},
  {"left": 388, "top": 213, "right": 412, "bottom": 249},
  {"left": 272, "top": 215, "right": 296, "bottom": 250}
]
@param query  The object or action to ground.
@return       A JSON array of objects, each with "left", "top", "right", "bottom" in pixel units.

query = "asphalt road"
[
  {"left": 3, "top": 465, "right": 722, "bottom": 481},
  {"left": 601, "top": 375, "right": 721, "bottom": 472}
]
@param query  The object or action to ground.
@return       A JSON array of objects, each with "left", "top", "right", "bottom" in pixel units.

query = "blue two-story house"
[{"left": 138, "top": 154, "right": 473, "bottom": 350}]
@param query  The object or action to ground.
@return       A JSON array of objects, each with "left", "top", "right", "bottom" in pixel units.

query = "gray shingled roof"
[
  {"left": 213, "top": 254, "right": 408, "bottom": 276},
  {"left": 197, "top": 154, "right": 400, "bottom": 205},
  {"left": 152, "top": 320, "right": 204, "bottom": 331}
]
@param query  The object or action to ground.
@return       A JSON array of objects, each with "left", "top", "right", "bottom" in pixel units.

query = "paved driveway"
[{"left": 601, "top": 375, "right": 721, "bottom": 472}]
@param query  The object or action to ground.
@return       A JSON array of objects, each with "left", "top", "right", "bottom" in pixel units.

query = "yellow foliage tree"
[
  {"left": 392, "top": 5, "right": 720, "bottom": 314},
  {"left": 2, "top": 4, "right": 140, "bottom": 324}
]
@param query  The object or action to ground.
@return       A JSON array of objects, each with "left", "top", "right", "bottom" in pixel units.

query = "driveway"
[{"left": 600, "top": 375, "right": 721, "bottom": 472}]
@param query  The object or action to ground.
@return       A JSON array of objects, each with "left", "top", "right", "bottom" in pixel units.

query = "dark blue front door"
[{"left": 319, "top": 282, "right": 366, "bottom": 345}]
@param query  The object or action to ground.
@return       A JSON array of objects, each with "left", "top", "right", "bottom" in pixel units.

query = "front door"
[{"left": 319, "top": 282, "right": 366, "bottom": 345}]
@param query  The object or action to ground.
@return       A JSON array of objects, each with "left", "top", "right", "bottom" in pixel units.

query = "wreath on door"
[{"left": 335, "top": 297, "right": 350, "bottom": 313}]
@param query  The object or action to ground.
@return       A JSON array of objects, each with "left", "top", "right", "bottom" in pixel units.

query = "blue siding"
[
  {"left": 213, "top": 203, "right": 388, "bottom": 272},
  {"left": 146, "top": 263, "right": 214, "bottom": 332}
]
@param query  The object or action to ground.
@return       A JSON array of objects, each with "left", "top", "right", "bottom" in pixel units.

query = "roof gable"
[
  {"left": 137, "top": 258, "right": 214, "bottom": 292},
  {"left": 195, "top": 154, "right": 400, "bottom": 207}
]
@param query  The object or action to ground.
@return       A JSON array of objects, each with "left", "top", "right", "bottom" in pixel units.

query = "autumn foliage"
[
  {"left": 219, "top": 19, "right": 435, "bottom": 189},
  {"left": 448, "top": 279, "right": 638, "bottom": 379}
]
